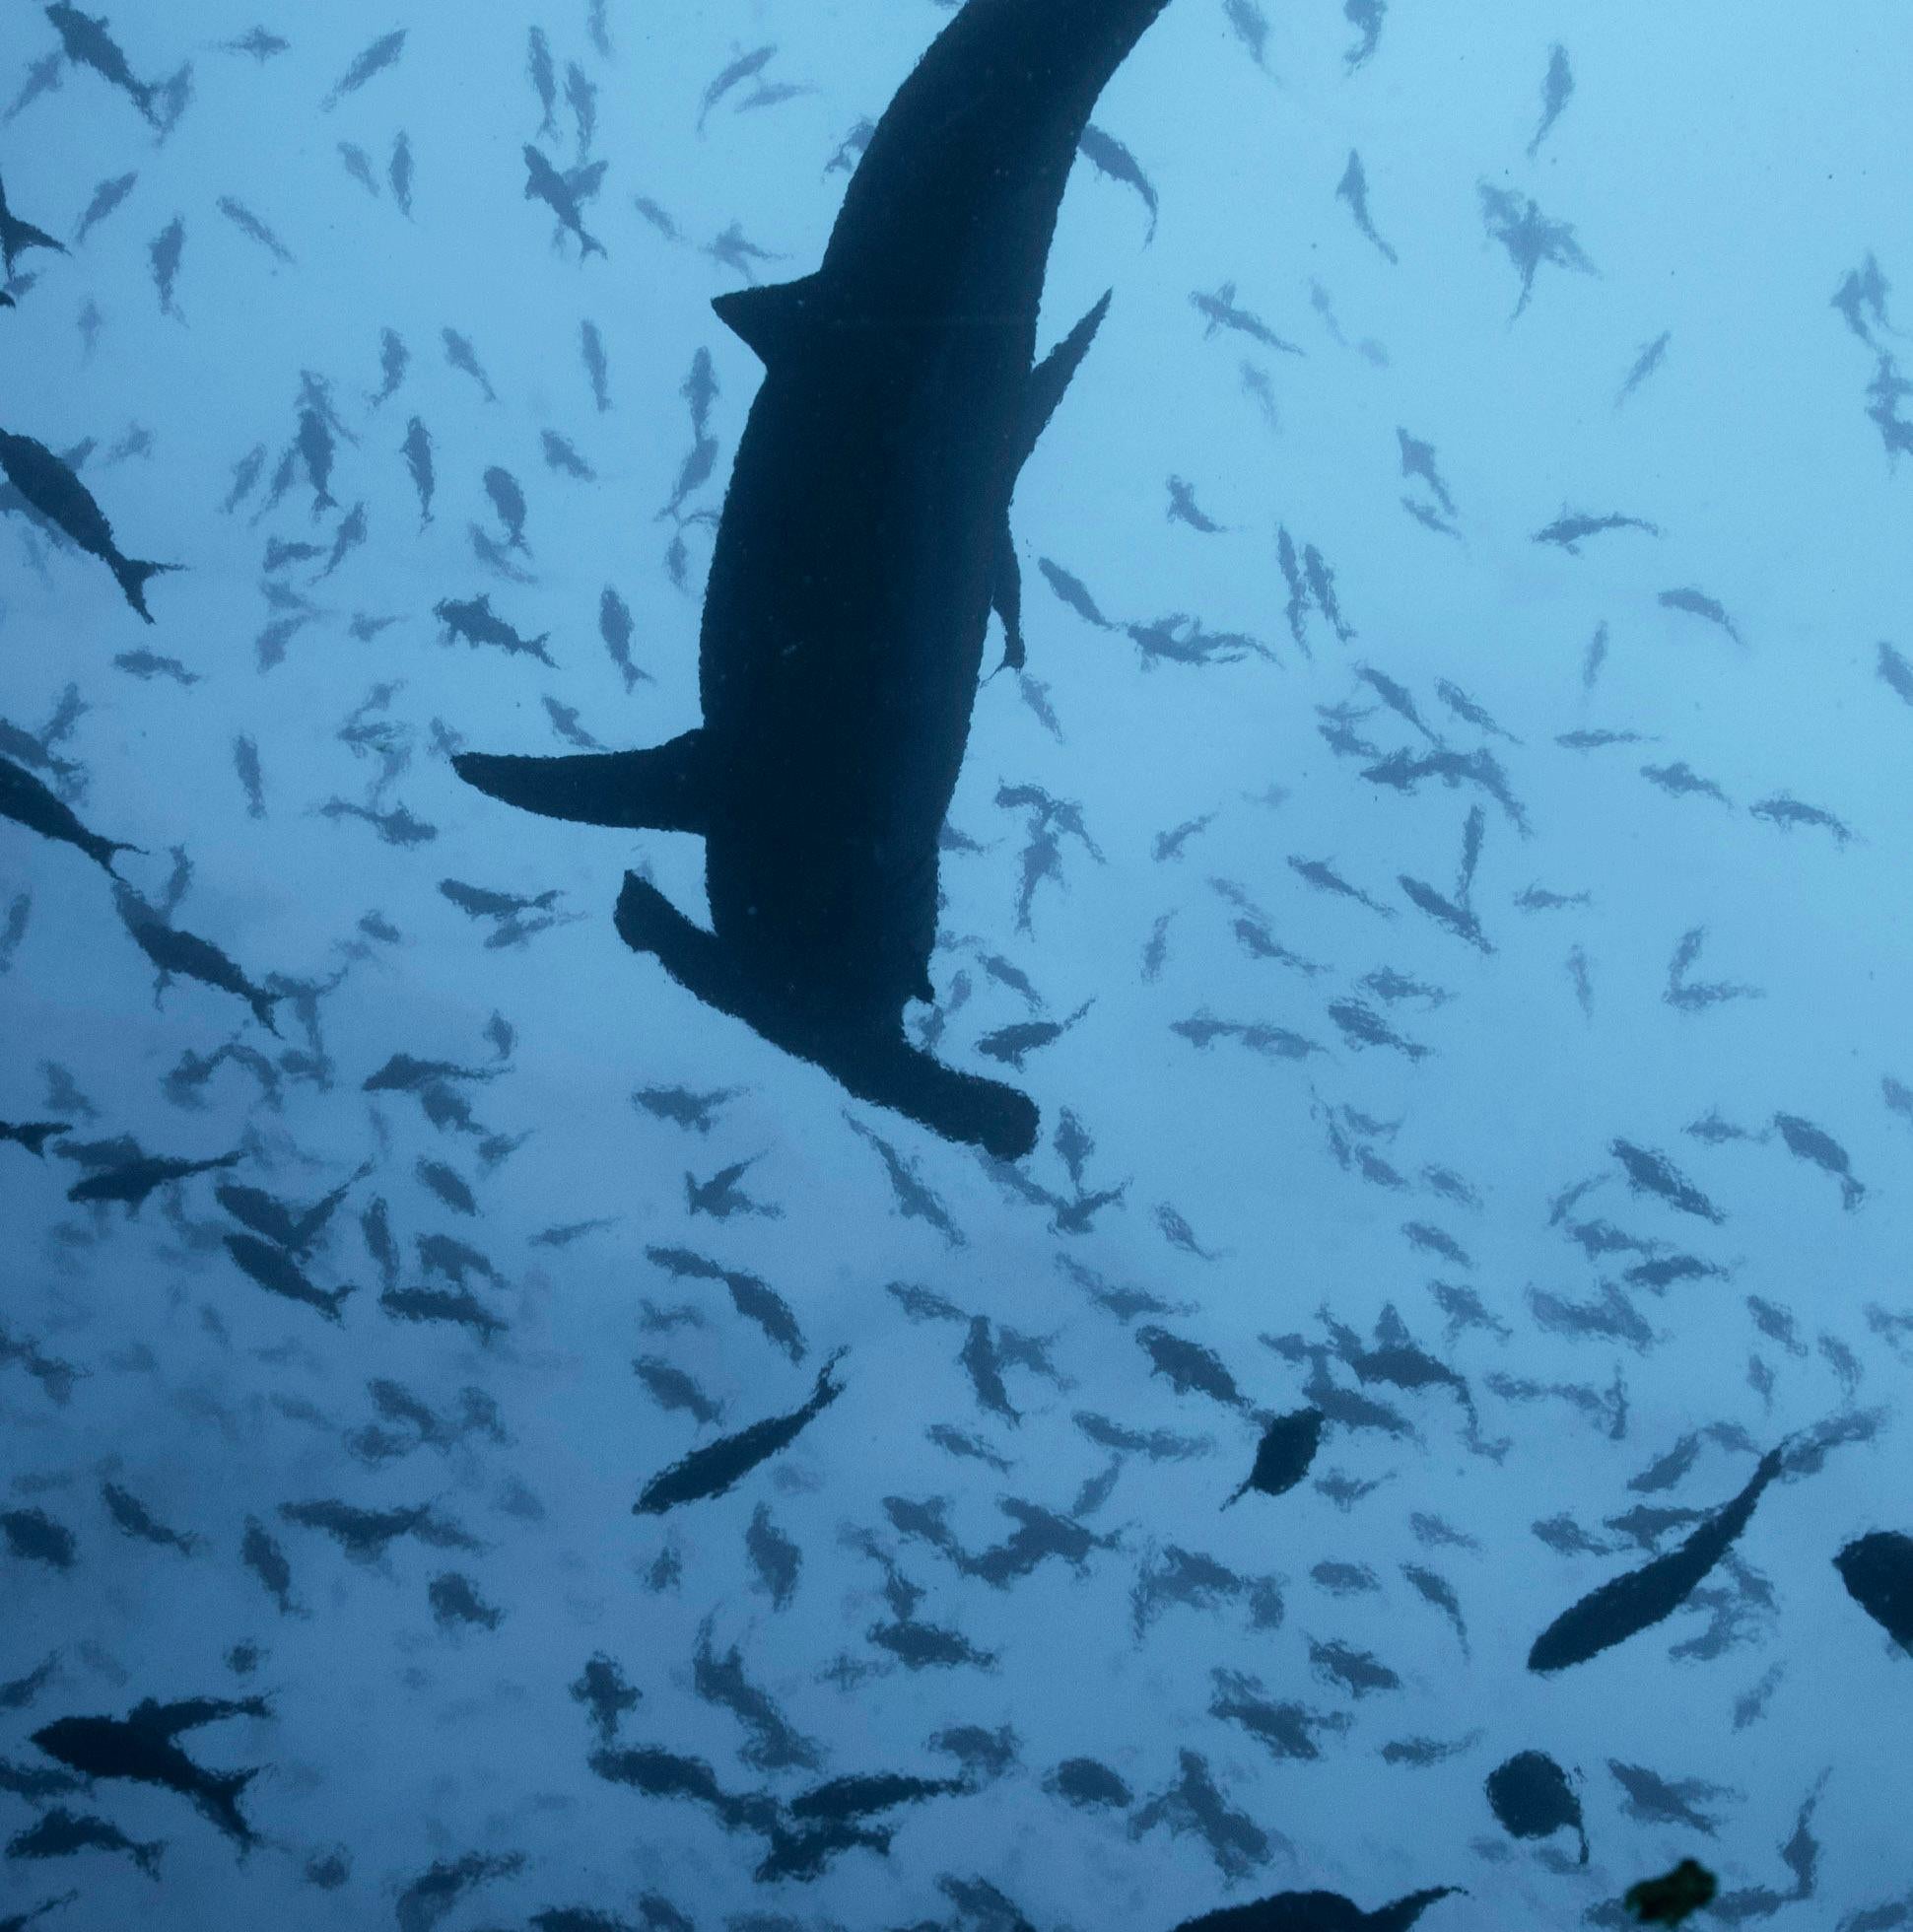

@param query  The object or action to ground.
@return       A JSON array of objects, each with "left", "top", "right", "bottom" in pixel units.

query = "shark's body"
[{"left": 457, "top": 0, "right": 1175, "bottom": 1158}]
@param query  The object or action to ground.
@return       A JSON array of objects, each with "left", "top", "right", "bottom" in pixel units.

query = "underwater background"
[{"left": 2, "top": 2, "right": 1910, "bottom": 1926}]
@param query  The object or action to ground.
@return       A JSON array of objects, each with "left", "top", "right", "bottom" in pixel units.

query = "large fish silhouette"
[{"left": 455, "top": 0, "right": 1177, "bottom": 1159}]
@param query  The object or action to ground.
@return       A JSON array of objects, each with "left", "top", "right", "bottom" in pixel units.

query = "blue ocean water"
[{"left": 1, "top": 3, "right": 1909, "bottom": 1927}]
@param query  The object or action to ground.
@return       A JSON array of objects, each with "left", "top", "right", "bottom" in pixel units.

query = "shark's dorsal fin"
[{"left": 712, "top": 275, "right": 825, "bottom": 365}]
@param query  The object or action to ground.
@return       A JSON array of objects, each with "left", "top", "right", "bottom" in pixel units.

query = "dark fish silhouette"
[
  {"left": 1534, "top": 509, "right": 1661, "bottom": 553},
  {"left": 523, "top": 145, "right": 605, "bottom": 258},
  {"left": 0, "top": 430, "right": 176, "bottom": 620},
  {"left": 1610, "top": 1138, "right": 1721, "bottom": 1223},
  {"left": 31, "top": 1696, "right": 268, "bottom": 1848},
  {"left": 1078, "top": 123, "right": 1158, "bottom": 239},
  {"left": 0, "top": 754, "right": 137, "bottom": 873},
  {"left": 1529, "top": 1448, "right": 1784, "bottom": 1673},
  {"left": 1225, "top": 1408, "right": 1324, "bottom": 1507},
  {"left": 1, "top": 1119, "right": 68, "bottom": 1157},
  {"left": 322, "top": 28, "right": 405, "bottom": 110},
  {"left": 8, "top": 1807, "right": 161, "bottom": 1878},
  {"left": 67, "top": 1148, "right": 241, "bottom": 1211},
  {"left": 1622, "top": 1859, "right": 1717, "bottom": 1925},
  {"left": 1833, "top": 1530, "right": 1913, "bottom": 1652},
  {"left": 44, "top": 5, "right": 160, "bottom": 122},
  {"left": 635, "top": 1350, "right": 846, "bottom": 1515},
  {"left": 1169, "top": 1887, "right": 1458, "bottom": 1930},
  {"left": 455, "top": 0, "right": 1180, "bottom": 1161},
  {"left": 435, "top": 592, "right": 551, "bottom": 663},
  {"left": 61, "top": 182, "right": 144, "bottom": 277},
  {"left": 1335, "top": 151, "right": 1396, "bottom": 264},
  {"left": 1658, "top": 586, "right": 1742, "bottom": 646},
  {"left": 111, "top": 882, "right": 280, "bottom": 1030},
  {"left": 224, "top": 1233, "right": 354, "bottom": 1322},
  {"left": 1485, "top": 1751, "right": 1588, "bottom": 1863},
  {"left": 1529, "top": 44, "right": 1573, "bottom": 157}
]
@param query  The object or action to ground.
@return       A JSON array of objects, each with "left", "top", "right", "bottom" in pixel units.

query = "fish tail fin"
[
  {"left": 134, "top": 1838, "right": 167, "bottom": 1878},
  {"left": 581, "top": 231, "right": 607, "bottom": 259},
  {"left": 113, "top": 557, "right": 179, "bottom": 623},
  {"left": 247, "top": 987, "right": 282, "bottom": 1036},
  {"left": 96, "top": 837, "right": 145, "bottom": 878}
]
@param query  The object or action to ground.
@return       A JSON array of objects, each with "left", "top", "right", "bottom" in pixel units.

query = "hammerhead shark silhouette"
[{"left": 454, "top": 0, "right": 1176, "bottom": 1160}]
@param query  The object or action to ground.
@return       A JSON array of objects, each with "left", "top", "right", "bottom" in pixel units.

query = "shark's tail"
[
  {"left": 203, "top": 1766, "right": 260, "bottom": 1850},
  {"left": 112, "top": 556, "right": 181, "bottom": 624}
]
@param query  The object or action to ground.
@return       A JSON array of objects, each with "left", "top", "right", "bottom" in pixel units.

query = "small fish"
[
  {"left": 337, "top": 141, "right": 380, "bottom": 197},
  {"left": 215, "top": 195, "right": 293, "bottom": 265},
  {"left": 1616, "top": 329, "right": 1672, "bottom": 408},
  {"left": 1658, "top": 586, "right": 1742, "bottom": 646},
  {"left": 68, "top": 1148, "right": 241, "bottom": 1211},
  {"left": 1225, "top": 1408, "right": 1325, "bottom": 1507},
  {"left": 112, "top": 650, "right": 196, "bottom": 684},
  {"left": 435, "top": 593, "right": 552, "bottom": 664},
  {"left": 1172, "top": 1888, "right": 1458, "bottom": 1932},
  {"left": 1135, "top": 1325, "right": 1250, "bottom": 1411},
  {"left": 7, "top": 1806, "right": 162, "bottom": 1878},
  {"left": 1485, "top": 1751, "right": 1588, "bottom": 1863},
  {"left": 3, "top": 50, "right": 66, "bottom": 126},
  {"left": 442, "top": 327, "right": 498, "bottom": 402},
  {"left": 482, "top": 465, "right": 528, "bottom": 551},
  {"left": 1748, "top": 794, "right": 1853, "bottom": 846},
  {"left": 45, "top": 4, "right": 160, "bottom": 122},
  {"left": 1623, "top": 1859, "right": 1718, "bottom": 1926},
  {"left": 565, "top": 60, "right": 597, "bottom": 156},
  {"left": 0, "top": 429, "right": 177, "bottom": 620},
  {"left": 1077, "top": 124, "right": 1158, "bottom": 241},
  {"left": 1770, "top": 1112, "right": 1864, "bottom": 1208},
  {"left": 1335, "top": 150, "right": 1397, "bottom": 264},
  {"left": 1534, "top": 509, "right": 1661, "bottom": 554},
  {"left": 112, "top": 883, "right": 279, "bottom": 1031},
  {"left": 221, "top": 28, "right": 290, "bottom": 62},
  {"left": 1610, "top": 1138, "right": 1722, "bottom": 1223},
  {"left": 1, "top": 1120, "right": 69, "bottom": 1157},
  {"left": 635, "top": 1351, "right": 846, "bottom": 1515},
  {"left": 322, "top": 29, "right": 406, "bottom": 111},
  {"left": 400, "top": 416, "right": 434, "bottom": 524},
  {"left": 598, "top": 586, "right": 649, "bottom": 690},
  {"left": 698, "top": 45, "right": 777, "bottom": 134},
  {"left": 1, "top": 753, "right": 138, "bottom": 873},
  {"left": 1528, "top": 44, "right": 1574, "bottom": 158},
  {"left": 71, "top": 172, "right": 138, "bottom": 250},
  {"left": 101, "top": 1483, "right": 197, "bottom": 1555},
  {"left": 1529, "top": 1449, "right": 1785, "bottom": 1673},
  {"left": 523, "top": 145, "right": 606, "bottom": 258},
  {"left": 541, "top": 429, "right": 593, "bottom": 478},
  {"left": 148, "top": 215, "right": 185, "bottom": 316},
  {"left": 580, "top": 319, "right": 610, "bottom": 411},
  {"left": 1222, "top": 0, "right": 1270, "bottom": 70},
  {"left": 388, "top": 132, "right": 413, "bottom": 216}
]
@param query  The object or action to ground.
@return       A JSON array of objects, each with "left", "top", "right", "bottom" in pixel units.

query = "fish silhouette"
[{"left": 455, "top": 0, "right": 1179, "bottom": 1159}]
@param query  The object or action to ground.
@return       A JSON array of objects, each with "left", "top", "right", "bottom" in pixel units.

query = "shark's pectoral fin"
[
  {"left": 453, "top": 729, "right": 710, "bottom": 833},
  {"left": 991, "top": 510, "right": 1026, "bottom": 674},
  {"left": 1017, "top": 290, "right": 1114, "bottom": 471},
  {"left": 712, "top": 274, "right": 826, "bottom": 366}
]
